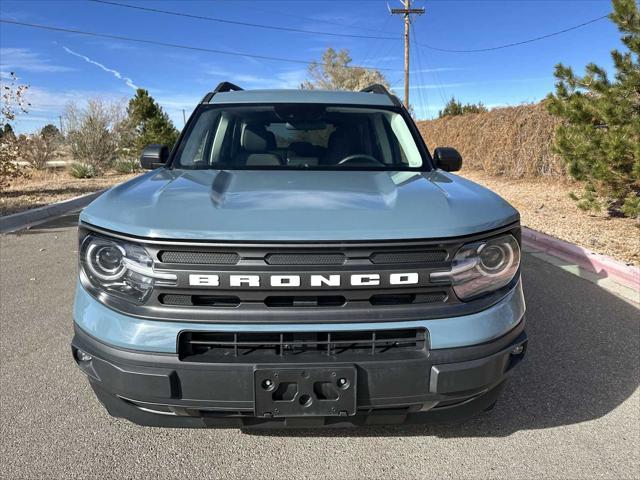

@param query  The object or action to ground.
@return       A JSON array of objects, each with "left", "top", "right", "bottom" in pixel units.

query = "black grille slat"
[
  {"left": 160, "top": 292, "right": 446, "bottom": 308},
  {"left": 160, "top": 294, "right": 240, "bottom": 307},
  {"left": 160, "top": 250, "right": 446, "bottom": 266},
  {"left": 369, "top": 292, "right": 447, "bottom": 306},
  {"left": 188, "top": 336, "right": 419, "bottom": 347},
  {"left": 159, "top": 294, "right": 193, "bottom": 306},
  {"left": 264, "top": 296, "right": 346, "bottom": 308},
  {"left": 370, "top": 251, "right": 447, "bottom": 264},
  {"left": 265, "top": 253, "right": 346, "bottom": 265},
  {"left": 159, "top": 251, "right": 240, "bottom": 265},
  {"left": 178, "top": 329, "right": 427, "bottom": 361}
]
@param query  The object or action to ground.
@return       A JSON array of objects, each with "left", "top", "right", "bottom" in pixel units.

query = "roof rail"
[
  {"left": 360, "top": 84, "right": 402, "bottom": 108},
  {"left": 200, "top": 82, "right": 244, "bottom": 103},
  {"left": 213, "top": 81, "right": 244, "bottom": 94}
]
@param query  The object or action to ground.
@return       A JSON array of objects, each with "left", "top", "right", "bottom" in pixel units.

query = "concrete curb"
[
  {"left": 0, "top": 189, "right": 105, "bottom": 234},
  {"left": 522, "top": 227, "right": 639, "bottom": 292}
]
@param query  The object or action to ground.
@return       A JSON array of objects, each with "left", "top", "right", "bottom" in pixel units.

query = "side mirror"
[
  {"left": 433, "top": 147, "right": 462, "bottom": 172},
  {"left": 140, "top": 144, "right": 169, "bottom": 170}
]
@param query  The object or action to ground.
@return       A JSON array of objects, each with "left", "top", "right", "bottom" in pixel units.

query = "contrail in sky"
[{"left": 63, "top": 46, "right": 138, "bottom": 89}]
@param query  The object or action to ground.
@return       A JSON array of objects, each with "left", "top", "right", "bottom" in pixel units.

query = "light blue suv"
[{"left": 72, "top": 83, "right": 527, "bottom": 428}]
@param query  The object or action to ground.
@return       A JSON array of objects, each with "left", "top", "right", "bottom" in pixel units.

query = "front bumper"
[
  {"left": 73, "top": 279, "right": 526, "bottom": 352},
  {"left": 72, "top": 318, "right": 527, "bottom": 428}
]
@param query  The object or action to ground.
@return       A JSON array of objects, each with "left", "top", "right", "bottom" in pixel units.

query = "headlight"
[
  {"left": 431, "top": 234, "right": 520, "bottom": 301},
  {"left": 80, "top": 234, "right": 176, "bottom": 305}
]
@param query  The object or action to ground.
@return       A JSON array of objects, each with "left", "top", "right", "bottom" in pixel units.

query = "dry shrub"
[
  {"left": 20, "top": 133, "right": 60, "bottom": 170},
  {"left": 417, "top": 102, "right": 565, "bottom": 178},
  {"left": 64, "top": 99, "right": 127, "bottom": 173}
]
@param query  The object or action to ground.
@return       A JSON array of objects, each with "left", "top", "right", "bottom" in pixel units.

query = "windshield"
[{"left": 172, "top": 104, "right": 429, "bottom": 171}]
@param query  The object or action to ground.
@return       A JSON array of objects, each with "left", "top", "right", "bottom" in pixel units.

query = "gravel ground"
[
  {"left": 1, "top": 215, "right": 638, "bottom": 480},
  {"left": 461, "top": 170, "right": 640, "bottom": 266},
  {"left": 0, "top": 170, "right": 138, "bottom": 216}
]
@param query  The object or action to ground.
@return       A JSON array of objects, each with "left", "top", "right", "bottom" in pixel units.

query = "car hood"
[{"left": 80, "top": 169, "right": 519, "bottom": 241}]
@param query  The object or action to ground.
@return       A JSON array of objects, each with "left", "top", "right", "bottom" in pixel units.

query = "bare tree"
[
  {"left": 302, "top": 48, "right": 391, "bottom": 91},
  {"left": 64, "top": 99, "right": 127, "bottom": 172},
  {"left": 0, "top": 72, "right": 29, "bottom": 187},
  {"left": 1, "top": 72, "right": 29, "bottom": 122}
]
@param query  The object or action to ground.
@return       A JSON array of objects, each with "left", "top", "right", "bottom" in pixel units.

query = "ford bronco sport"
[{"left": 71, "top": 83, "right": 527, "bottom": 428}]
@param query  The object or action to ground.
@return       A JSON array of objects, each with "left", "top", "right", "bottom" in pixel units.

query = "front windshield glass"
[{"left": 172, "top": 104, "right": 428, "bottom": 170}]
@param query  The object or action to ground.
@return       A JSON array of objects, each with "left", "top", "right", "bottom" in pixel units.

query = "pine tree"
[
  {"left": 40, "top": 124, "right": 60, "bottom": 140},
  {"left": 546, "top": 0, "right": 639, "bottom": 217},
  {"left": 1, "top": 123, "right": 16, "bottom": 141},
  {"left": 126, "top": 89, "right": 179, "bottom": 155},
  {"left": 439, "top": 97, "right": 464, "bottom": 117},
  {"left": 438, "top": 97, "right": 488, "bottom": 118}
]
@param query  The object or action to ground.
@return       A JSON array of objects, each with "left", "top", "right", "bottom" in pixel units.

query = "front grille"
[
  {"left": 178, "top": 328, "right": 427, "bottom": 361},
  {"left": 143, "top": 238, "right": 461, "bottom": 321}
]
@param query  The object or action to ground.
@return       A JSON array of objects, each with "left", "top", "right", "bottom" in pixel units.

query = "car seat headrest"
[{"left": 242, "top": 124, "right": 271, "bottom": 153}]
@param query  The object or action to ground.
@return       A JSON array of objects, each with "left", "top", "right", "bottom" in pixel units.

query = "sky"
[{"left": 0, "top": 0, "right": 622, "bottom": 133}]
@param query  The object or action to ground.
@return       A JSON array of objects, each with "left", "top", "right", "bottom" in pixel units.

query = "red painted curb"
[{"left": 522, "top": 227, "right": 640, "bottom": 292}]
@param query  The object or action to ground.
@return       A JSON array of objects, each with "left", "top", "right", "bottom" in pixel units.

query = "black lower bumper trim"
[
  {"left": 90, "top": 378, "right": 507, "bottom": 428},
  {"left": 72, "top": 320, "right": 526, "bottom": 428}
]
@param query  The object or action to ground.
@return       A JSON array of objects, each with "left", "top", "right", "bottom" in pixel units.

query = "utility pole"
[
  {"left": 390, "top": 0, "right": 424, "bottom": 108},
  {"left": 182, "top": 109, "right": 186, "bottom": 126},
  {"left": 59, "top": 115, "right": 63, "bottom": 135}
]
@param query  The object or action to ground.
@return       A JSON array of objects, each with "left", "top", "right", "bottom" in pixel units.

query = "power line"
[
  {"left": 411, "top": 22, "right": 449, "bottom": 105},
  {"left": 250, "top": 4, "right": 393, "bottom": 35},
  {"left": 87, "top": 0, "right": 398, "bottom": 40},
  {"left": 88, "top": 0, "right": 609, "bottom": 54},
  {"left": 410, "top": 22, "right": 428, "bottom": 119},
  {"left": 419, "top": 14, "right": 608, "bottom": 53},
  {"left": 0, "top": 18, "right": 394, "bottom": 71},
  {"left": 359, "top": 14, "right": 394, "bottom": 67},
  {"left": 202, "top": 1, "right": 609, "bottom": 3}
]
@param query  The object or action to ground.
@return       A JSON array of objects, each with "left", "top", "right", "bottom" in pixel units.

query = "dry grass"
[
  {"left": 460, "top": 169, "right": 640, "bottom": 266},
  {"left": 418, "top": 102, "right": 565, "bottom": 178},
  {"left": 0, "top": 169, "right": 138, "bottom": 217}
]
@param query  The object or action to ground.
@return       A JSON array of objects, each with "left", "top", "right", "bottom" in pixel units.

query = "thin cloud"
[
  {"left": 0, "top": 47, "right": 74, "bottom": 73},
  {"left": 411, "top": 82, "right": 473, "bottom": 90},
  {"left": 24, "top": 86, "right": 125, "bottom": 112},
  {"left": 203, "top": 67, "right": 306, "bottom": 89},
  {"left": 63, "top": 46, "right": 138, "bottom": 90}
]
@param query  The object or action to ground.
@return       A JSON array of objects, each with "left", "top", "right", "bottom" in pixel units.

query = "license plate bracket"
[{"left": 254, "top": 366, "right": 356, "bottom": 418}]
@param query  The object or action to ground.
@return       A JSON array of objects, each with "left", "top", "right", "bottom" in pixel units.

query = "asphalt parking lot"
[{"left": 1, "top": 213, "right": 638, "bottom": 480}]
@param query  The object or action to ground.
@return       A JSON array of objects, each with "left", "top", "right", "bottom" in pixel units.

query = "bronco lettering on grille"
[{"left": 188, "top": 273, "right": 420, "bottom": 288}]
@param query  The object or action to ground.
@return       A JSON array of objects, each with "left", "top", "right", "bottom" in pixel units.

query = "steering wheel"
[{"left": 337, "top": 154, "right": 383, "bottom": 166}]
